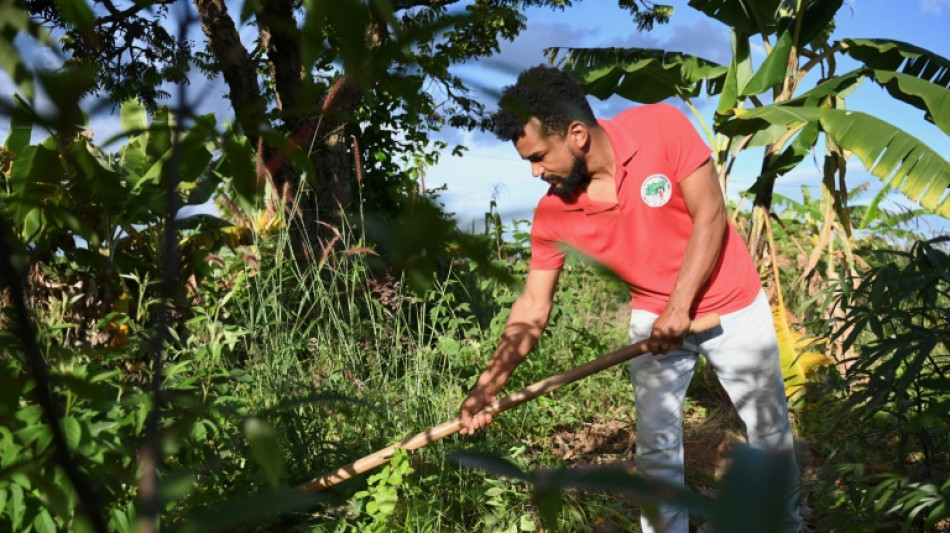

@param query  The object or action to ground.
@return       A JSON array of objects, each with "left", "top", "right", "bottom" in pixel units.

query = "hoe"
[{"left": 299, "top": 313, "right": 720, "bottom": 492}]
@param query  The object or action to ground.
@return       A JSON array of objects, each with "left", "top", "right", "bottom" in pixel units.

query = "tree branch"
[
  {"left": 256, "top": 0, "right": 302, "bottom": 113},
  {"left": 192, "top": 0, "right": 268, "bottom": 141}
]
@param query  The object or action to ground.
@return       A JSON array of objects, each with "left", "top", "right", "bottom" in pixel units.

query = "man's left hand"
[{"left": 648, "top": 307, "right": 691, "bottom": 354}]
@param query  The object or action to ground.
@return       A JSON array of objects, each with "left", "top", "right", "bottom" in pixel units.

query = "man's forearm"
[
  {"left": 667, "top": 162, "right": 728, "bottom": 314},
  {"left": 473, "top": 296, "right": 551, "bottom": 396},
  {"left": 668, "top": 209, "right": 726, "bottom": 313}
]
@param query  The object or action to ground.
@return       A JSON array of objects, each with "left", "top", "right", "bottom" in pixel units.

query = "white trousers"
[{"left": 628, "top": 291, "right": 801, "bottom": 533}]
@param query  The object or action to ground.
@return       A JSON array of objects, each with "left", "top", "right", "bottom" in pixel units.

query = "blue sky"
[
  {"left": 429, "top": 0, "right": 950, "bottom": 235},
  {"left": 2, "top": 0, "right": 949, "bottom": 234}
]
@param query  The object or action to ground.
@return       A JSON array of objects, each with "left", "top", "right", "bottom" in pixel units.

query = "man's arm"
[
  {"left": 459, "top": 268, "right": 560, "bottom": 434},
  {"left": 648, "top": 159, "right": 727, "bottom": 354}
]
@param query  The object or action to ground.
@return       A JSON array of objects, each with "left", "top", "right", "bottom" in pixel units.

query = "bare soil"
[{"left": 533, "top": 389, "right": 819, "bottom": 532}]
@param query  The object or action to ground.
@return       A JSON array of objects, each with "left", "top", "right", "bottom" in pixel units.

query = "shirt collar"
[
  {"left": 541, "top": 116, "right": 640, "bottom": 212},
  {"left": 597, "top": 116, "right": 640, "bottom": 191}
]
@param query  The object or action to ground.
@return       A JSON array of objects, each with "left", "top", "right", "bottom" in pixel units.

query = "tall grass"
[{"left": 192, "top": 213, "right": 639, "bottom": 531}]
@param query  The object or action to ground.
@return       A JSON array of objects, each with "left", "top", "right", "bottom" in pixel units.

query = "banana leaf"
[
  {"left": 772, "top": 303, "right": 830, "bottom": 400},
  {"left": 716, "top": 29, "right": 752, "bottom": 114},
  {"left": 3, "top": 97, "right": 33, "bottom": 155},
  {"left": 721, "top": 103, "right": 950, "bottom": 217},
  {"left": 687, "top": 0, "right": 782, "bottom": 36},
  {"left": 841, "top": 38, "right": 950, "bottom": 88},
  {"left": 866, "top": 70, "right": 950, "bottom": 137},
  {"left": 742, "top": 30, "right": 793, "bottom": 97},
  {"left": 796, "top": 0, "right": 844, "bottom": 46},
  {"left": 820, "top": 108, "right": 950, "bottom": 217},
  {"left": 747, "top": 121, "right": 821, "bottom": 195},
  {"left": 549, "top": 47, "right": 727, "bottom": 103},
  {"left": 688, "top": 0, "right": 841, "bottom": 42}
]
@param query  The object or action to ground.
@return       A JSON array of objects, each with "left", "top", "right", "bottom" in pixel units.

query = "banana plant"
[{"left": 0, "top": 97, "right": 233, "bottom": 336}]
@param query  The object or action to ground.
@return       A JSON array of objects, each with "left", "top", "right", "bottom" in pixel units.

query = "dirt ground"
[{"left": 542, "top": 389, "right": 817, "bottom": 532}]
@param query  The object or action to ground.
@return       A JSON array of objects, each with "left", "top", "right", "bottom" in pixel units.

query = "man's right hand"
[{"left": 459, "top": 389, "right": 497, "bottom": 435}]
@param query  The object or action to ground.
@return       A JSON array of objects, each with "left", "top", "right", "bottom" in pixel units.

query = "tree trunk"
[{"left": 194, "top": 0, "right": 316, "bottom": 263}]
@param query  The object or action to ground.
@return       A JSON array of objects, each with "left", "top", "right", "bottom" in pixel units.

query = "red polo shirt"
[{"left": 529, "top": 103, "right": 761, "bottom": 316}]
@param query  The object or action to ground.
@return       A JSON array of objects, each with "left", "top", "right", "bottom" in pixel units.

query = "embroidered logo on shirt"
[{"left": 641, "top": 174, "right": 672, "bottom": 207}]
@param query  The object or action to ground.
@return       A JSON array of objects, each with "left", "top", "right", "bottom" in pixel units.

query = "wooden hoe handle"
[{"left": 298, "top": 313, "right": 721, "bottom": 492}]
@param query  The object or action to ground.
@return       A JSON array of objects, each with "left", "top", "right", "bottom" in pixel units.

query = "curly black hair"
[{"left": 492, "top": 64, "right": 597, "bottom": 142}]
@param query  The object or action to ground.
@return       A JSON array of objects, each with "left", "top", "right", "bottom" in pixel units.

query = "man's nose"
[{"left": 531, "top": 162, "right": 543, "bottom": 177}]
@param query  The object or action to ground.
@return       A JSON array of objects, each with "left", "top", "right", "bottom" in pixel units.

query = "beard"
[{"left": 544, "top": 155, "right": 588, "bottom": 198}]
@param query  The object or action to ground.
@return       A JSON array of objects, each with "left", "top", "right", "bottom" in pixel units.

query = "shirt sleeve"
[
  {"left": 657, "top": 104, "right": 712, "bottom": 183},
  {"left": 529, "top": 206, "right": 566, "bottom": 271}
]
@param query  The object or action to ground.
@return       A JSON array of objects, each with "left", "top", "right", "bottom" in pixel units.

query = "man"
[{"left": 458, "top": 65, "right": 801, "bottom": 533}]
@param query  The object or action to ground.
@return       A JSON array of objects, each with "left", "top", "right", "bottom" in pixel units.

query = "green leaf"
[
  {"left": 858, "top": 183, "right": 891, "bottom": 231},
  {"left": 0, "top": 25, "right": 34, "bottom": 99},
  {"left": 907, "top": 399, "right": 950, "bottom": 432},
  {"left": 21, "top": 207, "right": 45, "bottom": 243},
  {"left": 818, "top": 108, "right": 950, "bottom": 217},
  {"left": 519, "top": 514, "right": 537, "bottom": 531},
  {"left": 797, "top": 0, "right": 843, "bottom": 45},
  {"left": 33, "top": 508, "right": 56, "bottom": 533},
  {"left": 110, "top": 507, "right": 131, "bottom": 532},
  {"left": 741, "top": 30, "right": 793, "bottom": 96},
  {"left": 160, "top": 470, "right": 196, "bottom": 502},
  {"left": 448, "top": 450, "right": 529, "bottom": 482},
  {"left": 9, "top": 143, "right": 63, "bottom": 213},
  {"left": 763, "top": 121, "right": 820, "bottom": 178},
  {"left": 867, "top": 69, "right": 950, "bottom": 136},
  {"left": 176, "top": 113, "right": 217, "bottom": 185},
  {"left": 842, "top": 39, "right": 950, "bottom": 88},
  {"left": 243, "top": 417, "right": 284, "bottom": 487},
  {"left": 687, "top": 0, "right": 782, "bottom": 36},
  {"left": 719, "top": 104, "right": 820, "bottom": 140},
  {"left": 53, "top": 0, "right": 96, "bottom": 36},
  {"left": 4, "top": 97, "right": 32, "bottom": 154},
  {"left": 10, "top": 482, "right": 24, "bottom": 531},
  {"left": 552, "top": 47, "right": 728, "bottom": 104},
  {"left": 924, "top": 501, "right": 948, "bottom": 530},
  {"left": 218, "top": 131, "right": 259, "bottom": 212},
  {"left": 120, "top": 100, "right": 148, "bottom": 135},
  {"left": 717, "top": 29, "right": 751, "bottom": 115},
  {"left": 63, "top": 417, "right": 82, "bottom": 451},
  {"left": 35, "top": 65, "right": 94, "bottom": 134},
  {"left": 300, "top": 0, "right": 330, "bottom": 68},
  {"left": 239, "top": 0, "right": 264, "bottom": 23}
]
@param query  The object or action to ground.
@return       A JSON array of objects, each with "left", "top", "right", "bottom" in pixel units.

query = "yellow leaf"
[
  {"left": 255, "top": 212, "right": 284, "bottom": 235},
  {"left": 772, "top": 305, "right": 832, "bottom": 400}
]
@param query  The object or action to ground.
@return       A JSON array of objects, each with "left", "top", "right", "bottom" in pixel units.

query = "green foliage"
[
  {"left": 348, "top": 449, "right": 416, "bottom": 532},
  {"left": 800, "top": 236, "right": 950, "bottom": 531},
  {"left": 10, "top": 2, "right": 950, "bottom": 532},
  {"left": 811, "top": 464, "right": 950, "bottom": 532},
  {"left": 0, "top": 99, "right": 240, "bottom": 342},
  {"left": 451, "top": 445, "right": 799, "bottom": 532},
  {"left": 828, "top": 237, "right": 950, "bottom": 447}
]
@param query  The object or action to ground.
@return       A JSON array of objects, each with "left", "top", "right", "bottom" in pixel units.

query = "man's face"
[{"left": 514, "top": 118, "right": 588, "bottom": 198}]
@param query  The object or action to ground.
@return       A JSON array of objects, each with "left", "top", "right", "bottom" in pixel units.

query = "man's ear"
[{"left": 567, "top": 121, "right": 590, "bottom": 151}]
